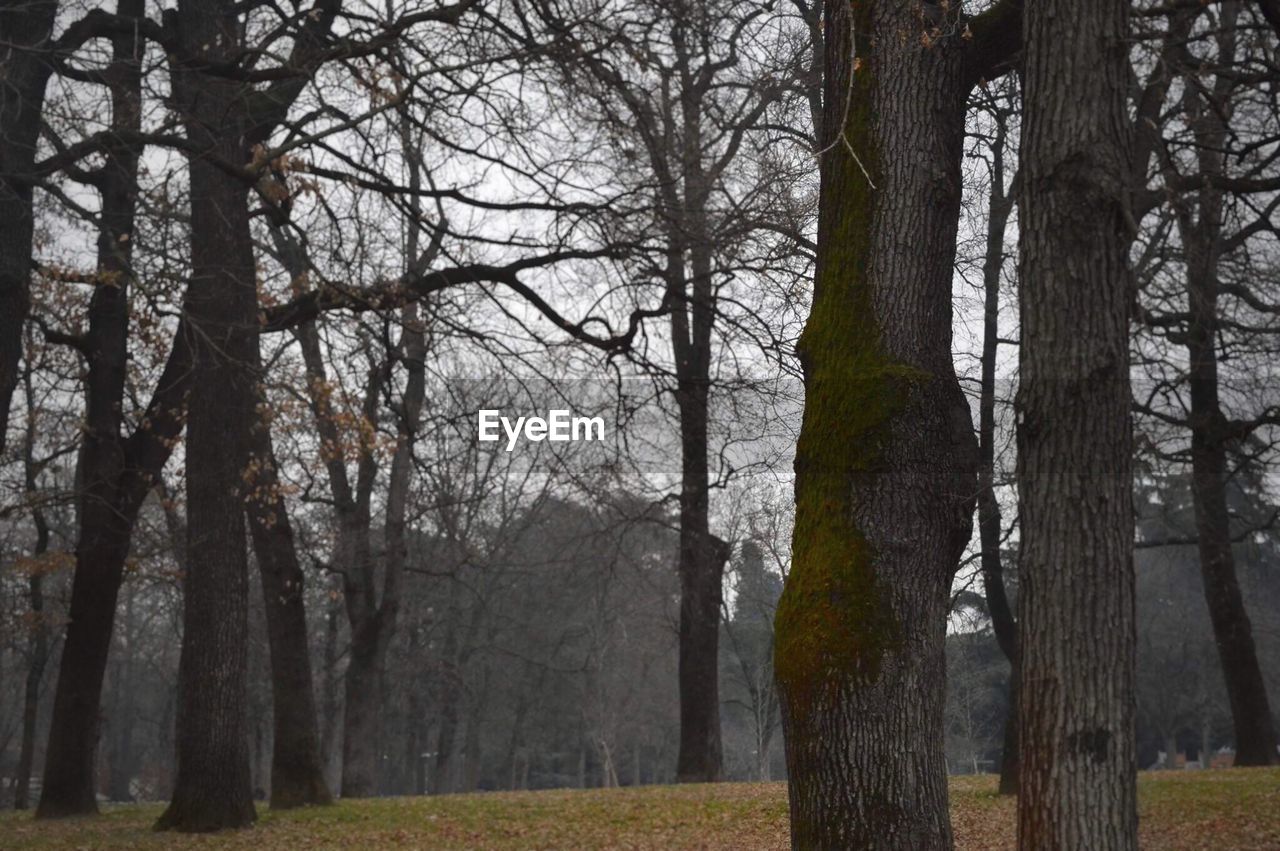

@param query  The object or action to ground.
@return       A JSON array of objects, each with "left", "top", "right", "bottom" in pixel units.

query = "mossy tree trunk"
[
  {"left": 1016, "top": 0, "right": 1138, "bottom": 844},
  {"left": 774, "top": 0, "right": 1018, "bottom": 846}
]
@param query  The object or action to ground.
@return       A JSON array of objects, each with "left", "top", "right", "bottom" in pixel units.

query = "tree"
[
  {"left": 1132, "top": 2, "right": 1280, "bottom": 767},
  {"left": 972, "top": 84, "right": 1019, "bottom": 796},
  {"left": 154, "top": 1, "right": 267, "bottom": 829},
  {"left": 773, "top": 0, "right": 1017, "bottom": 846},
  {"left": 245, "top": 409, "right": 333, "bottom": 807},
  {"left": 722, "top": 541, "right": 782, "bottom": 781},
  {"left": 1016, "top": 0, "right": 1137, "bottom": 846},
  {"left": 0, "top": 0, "right": 58, "bottom": 458},
  {"left": 38, "top": 1, "right": 194, "bottom": 816},
  {"left": 12, "top": 357, "right": 55, "bottom": 809},
  {"left": 523, "top": 0, "right": 810, "bottom": 782}
]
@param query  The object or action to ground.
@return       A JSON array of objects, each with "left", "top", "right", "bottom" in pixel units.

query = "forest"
[{"left": 0, "top": 0, "right": 1278, "bottom": 848}]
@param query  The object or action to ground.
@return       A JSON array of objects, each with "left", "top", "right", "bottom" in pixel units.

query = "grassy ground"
[{"left": 2, "top": 768, "right": 1278, "bottom": 850}]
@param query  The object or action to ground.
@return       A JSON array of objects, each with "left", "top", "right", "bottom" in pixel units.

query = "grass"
[{"left": 2, "top": 769, "right": 1277, "bottom": 849}]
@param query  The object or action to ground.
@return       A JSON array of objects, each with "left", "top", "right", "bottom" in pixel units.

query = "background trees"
[{"left": 0, "top": 1, "right": 1277, "bottom": 848}]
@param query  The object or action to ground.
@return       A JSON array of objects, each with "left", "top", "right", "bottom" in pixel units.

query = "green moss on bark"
[{"left": 774, "top": 15, "right": 920, "bottom": 703}]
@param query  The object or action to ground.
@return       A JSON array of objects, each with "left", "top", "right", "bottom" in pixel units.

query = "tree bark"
[
  {"left": 774, "top": 2, "right": 987, "bottom": 846},
  {"left": 155, "top": 1, "right": 259, "bottom": 830},
  {"left": 1016, "top": 0, "right": 1137, "bottom": 844},
  {"left": 245, "top": 410, "right": 334, "bottom": 807},
  {"left": 0, "top": 0, "right": 57, "bottom": 458}
]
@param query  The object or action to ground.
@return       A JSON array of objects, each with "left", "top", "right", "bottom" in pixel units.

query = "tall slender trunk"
[
  {"left": 774, "top": 2, "right": 987, "bottom": 846},
  {"left": 977, "top": 111, "right": 1019, "bottom": 797},
  {"left": 432, "top": 620, "right": 462, "bottom": 796},
  {"left": 15, "top": 368, "right": 52, "bottom": 810},
  {"left": 321, "top": 582, "right": 343, "bottom": 787},
  {"left": 669, "top": 158, "right": 727, "bottom": 783},
  {"left": 0, "top": 0, "right": 57, "bottom": 456},
  {"left": 105, "top": 600, "right": 137, "bottom": 804},
  {"left": 286, "top": 169, "right": 425, "bottom": 797},
  {"left": 1016, "top": 0, "right": 1137, "bottom": 844},
  {"left": 156, "top": 2, "right": 259, "bottom": 830},
  {"left": 246, "top": 412, "right": 333, "bottom": 807},
  {"left": 674, "top": 380, "right": 728, "bottom": 781},
  {"left": 1188, "top": 430, "right": 1278, "bottom": 765},
  {"left": 1170, "top": 25, "right": 1279, "bottom": 766}
]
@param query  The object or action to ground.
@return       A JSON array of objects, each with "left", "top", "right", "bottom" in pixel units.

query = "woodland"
[{"left": 1, "top": 0, "right": 1279, "bottom": 849}]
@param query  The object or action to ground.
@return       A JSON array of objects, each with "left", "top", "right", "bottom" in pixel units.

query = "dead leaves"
[{"left": 1, "top": 769, "right": 1276, "bottom": 850}]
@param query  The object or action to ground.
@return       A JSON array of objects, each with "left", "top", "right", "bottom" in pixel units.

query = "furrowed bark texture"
[
  {"left": 774, "top": 2, "right": 978, "bottom": 847},
  {"left": 156, "top": 0, "right": 258, "bottom": 830},
  {"left": 0, "top": 0, "right": 57, "bottom": 458},
  {"left": 1016, "top": 0, "right": 1137, "bottom": 845}
]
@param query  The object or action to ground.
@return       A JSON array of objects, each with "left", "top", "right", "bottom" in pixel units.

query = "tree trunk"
[
  {"left": 0, "top": 0, "right": 57, "bottom": 457},
  {"left": 1185, "top": 288, "right": 1279, "bottom": 767},
  {"left": 14, "top": 388, "right": 51, "bottom": 810},
  {"left": 666, "top": 56, "right": 726, "bottom": 781},
  {"left": 340, "top": 628, "right": 384, "bottom": 797},
  {"left": 674, "top": 390, "right": 728, "bottom": 781},
  {"left": 774, "top": 2, "right": 983, "bottom": 847},
  {"left": 977, "top": 111, "right": 1019, "bottom": 798},
  {"left": 293, "top": 313, "right": 385, "bottom": 800},
  {"left": 432, "top": 629, "right": 461, "bottom": 796},
  {"left": 156, "top": 2, "right": 259, "bottom": 830},
  {"left": 39, "top": 523, "right": 135, "bottom": 816},
  {"left": 287, "top": 219, "right": 420, "bottom": 798},
  {"left": 246, "top": 412, "right": 333, "bottom": 807},
  {"left": 321, "top": 583, "right": 342, "bottom": 787},
  {"left": 105, "top": 643, "right": 137, "bottom": 803},
  {"left": 1016, "top": 0, "right": 1137, "bottom": 844},
  {"left": 1173, "top": 39, "right": 1280, "bottom": 766},
  {"left": 38, "top": 5, "right": 168, "bottom": 814},
  {"left": 15, "top": 570, "right": 50, "bottom": 811}
]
